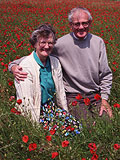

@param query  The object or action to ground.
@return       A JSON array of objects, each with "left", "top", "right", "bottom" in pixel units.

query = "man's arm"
[
  {"left": 8, "top": 56, "right": 28, "bottom": 82},
  {"left": 99, "top": 99, "right": 113, "bottom": 118},
  {"left": 99, "top": 40, "right": 113, "bottom": 118},
  {"left": 99, "top": 41, "right": 112, "bottom": 100},
  {"left": 8, "top": 57, "right": 26, "bottom": 72}
]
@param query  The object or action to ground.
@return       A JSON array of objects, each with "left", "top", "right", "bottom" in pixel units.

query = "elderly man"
[{"left": 9, "top": 7, "right": 113, "bottom": 123}]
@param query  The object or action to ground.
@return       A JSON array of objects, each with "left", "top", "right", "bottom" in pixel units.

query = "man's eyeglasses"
[{"left": 72, "top": 21, "right": 90, "bottom": 28}]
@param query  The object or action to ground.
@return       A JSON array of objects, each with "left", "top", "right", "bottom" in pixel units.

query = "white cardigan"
[{"left": 15, "top": 52, "right": 68, "bottom": 122}]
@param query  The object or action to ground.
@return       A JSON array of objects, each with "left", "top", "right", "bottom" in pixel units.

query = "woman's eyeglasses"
[{"left": 39, "top": 41, "right": 54, "bottom": 47}]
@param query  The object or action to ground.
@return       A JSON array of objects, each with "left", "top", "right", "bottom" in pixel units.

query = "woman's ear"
[{"left": 34, "top": 43, "right": 37, "bottom": 49}]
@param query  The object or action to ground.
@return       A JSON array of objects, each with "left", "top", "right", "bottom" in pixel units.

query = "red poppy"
[
  {"left": 8, "top": 81, "right": 14, "bottom": 86},
  {"left": 0, "top": 58, "right": 3, "bottom": 61},
  {"left": 11, "top": 108, "right": 21, "bottom": 115},
  {"left": 26, "top": 159, "right": 31, "bottom": 160},
  {"left": 50, "top": 129, "right": 56, "bottom": 135},
  {"left": 51, "top": 152, "right": 59, "bottom": 159},
  {"left": 88, "top": 143, "right": 97, "bottom": 151},
  {"left": 28, "top": 143, "right": 37, "bottom": 151},
  {"left": 72, "top": 101, "right": 78, "bottom": 106},
  {"left": 75, "top": 94, "right": 82, "bottom": 100},
  {"left": 22, "top": 135, "right": 29, "bottom": 143},
  {"left": 112, "top": 61, "right": 117, "bottom": 65},
  {"left": 28, "top": 47, "right": 31, "bottom": 51},
  {"left": 90, "top": 149, "right": 96, "bottom": 154},
  {"left": 4, "top": 64, "right": 8, "bottom": 68},
  {"left": 44, "top": 125, "right": 49, "bottom": 130},
  {"left": 112, "top": 67, "right": 116, "bottom": 72},
  {"left": 113, "top": 144, "right": 120, "bottom": 150},
  {"left": 62, "top": 140, "right": 69, "bottom": 147},
  {"left": 16, "top": 56, "right": 20, "bottom": 59},
  {"left": 84, "top": 98, "right": 90, "bottom": 106},
  {"left": 46, "top": 135, "right": 52, "bottom": 141},
  {"left": 113, "top": 103, "right": 120, "bottom": 108},
  {"left": 82, "top": 158, "right": 86, "bottom": 160},
  {"left": 13, "top": 50, "right": 16, "bottom": 53},
  {"left": 17, "top": 99, "right": 22, "bottom": 105},
  {"left": 17, "top": 41, "right": 23, "bottom": 48},
  {"left": 3, "top": 68, "right": 7, "bottom": 72},
  {"left": 91, "top": 154, "right": 98, "bottom": 160},
  {"left": 1, "top": 62, "right": 4, "bottom": 66},
  {"left": 94, "top": 94, "right": 101, "bottom": 101},
  {"left": 9, "top": 96, "right": 15, "bottom": 101}
]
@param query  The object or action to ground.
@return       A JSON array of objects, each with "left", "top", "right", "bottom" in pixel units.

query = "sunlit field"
[{"left": 0, "top": 0, "right": 120, "bottom": 159}]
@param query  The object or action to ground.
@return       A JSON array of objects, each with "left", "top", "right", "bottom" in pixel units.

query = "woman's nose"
[{"left": 44, "top": 43, "right": 49, "bottom": 48}]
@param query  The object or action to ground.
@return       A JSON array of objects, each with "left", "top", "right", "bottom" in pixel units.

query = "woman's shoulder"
[
  {"left": 20, "top": 52, "right": 34, "bottom": 66},
  {"left": 19, "top": 52, "right": 40, "bottom": 74}
]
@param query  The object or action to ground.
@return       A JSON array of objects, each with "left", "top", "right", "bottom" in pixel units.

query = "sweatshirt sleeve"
[
  {"left": 8, "top": 56, "right": 27, "bottom": 72},
  {"left": 99, "top": 40, "right": 112, "bottom": 100}
]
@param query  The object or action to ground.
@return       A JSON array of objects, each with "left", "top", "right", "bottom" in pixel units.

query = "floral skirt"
[{"left": 39, "top": 101, "right": 82, "bottom": 136}]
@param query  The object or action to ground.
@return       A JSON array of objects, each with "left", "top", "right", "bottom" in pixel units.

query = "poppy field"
[{"left": 0, "top": 0, "right": 120, "bottom": 159}]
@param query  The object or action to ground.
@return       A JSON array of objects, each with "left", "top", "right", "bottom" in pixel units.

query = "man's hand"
[
  {"left": 99, "top": 99, "right": 113, "bottom": 118},
  {"left": 11, "top": 65, "right": 28, "bottom": 83}
]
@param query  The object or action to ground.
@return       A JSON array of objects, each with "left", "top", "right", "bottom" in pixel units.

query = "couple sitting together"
[{"left": 9, "top": 7, "right": 113, "bottom": 136}]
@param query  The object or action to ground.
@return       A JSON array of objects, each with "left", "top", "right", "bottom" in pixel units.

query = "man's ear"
[
  {"left": 69, "top": 22, "right": 73, "bottom": 29},
  {"left": 89, "top": 20, "right": 92, "bottom": 26}
]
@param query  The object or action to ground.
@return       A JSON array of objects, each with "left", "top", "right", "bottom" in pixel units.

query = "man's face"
[{"left": 70, "top": 10, "right": 91, "bottom": 40}]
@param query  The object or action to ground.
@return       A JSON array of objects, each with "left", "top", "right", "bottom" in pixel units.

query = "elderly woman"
[{"left": 14, "top": 23, "right": 82, "bottom": 136}]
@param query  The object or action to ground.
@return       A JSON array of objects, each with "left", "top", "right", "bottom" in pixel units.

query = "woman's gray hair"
[
  {"left": 29, "top": 23, "right": 57, "bottom": 47},
  {"left": 68, "top": 7, "right": 93, "bottom": 22}
]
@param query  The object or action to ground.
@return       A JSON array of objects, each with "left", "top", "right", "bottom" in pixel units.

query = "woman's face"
[{"left": 35, "top": 34, "right": 54, "bottom": 58}]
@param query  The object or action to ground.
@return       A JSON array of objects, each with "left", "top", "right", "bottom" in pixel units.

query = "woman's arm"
[{"left": 14, "top": 65, "right": 38, "bottom": 122}]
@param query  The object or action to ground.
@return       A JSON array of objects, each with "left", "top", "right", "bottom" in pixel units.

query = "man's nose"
[{"left": 78, "top": 23, "right": 84, "bottom": 29}]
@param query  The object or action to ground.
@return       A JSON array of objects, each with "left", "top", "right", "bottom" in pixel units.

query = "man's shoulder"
[
  {"left": 55, "top": 33, "right": 72, "bottom": 47},
  {"left": 57, "top": 33, "right": 71, "bottom": 41},
  {"left": 49, "top": 55, "right": 61, "bottom": 68},
  {"left": 90, "top": 33, "right": 104, "bottom": 42},
  {"left": 50, "top": 55, "right": 59, "bottom": 62}
]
